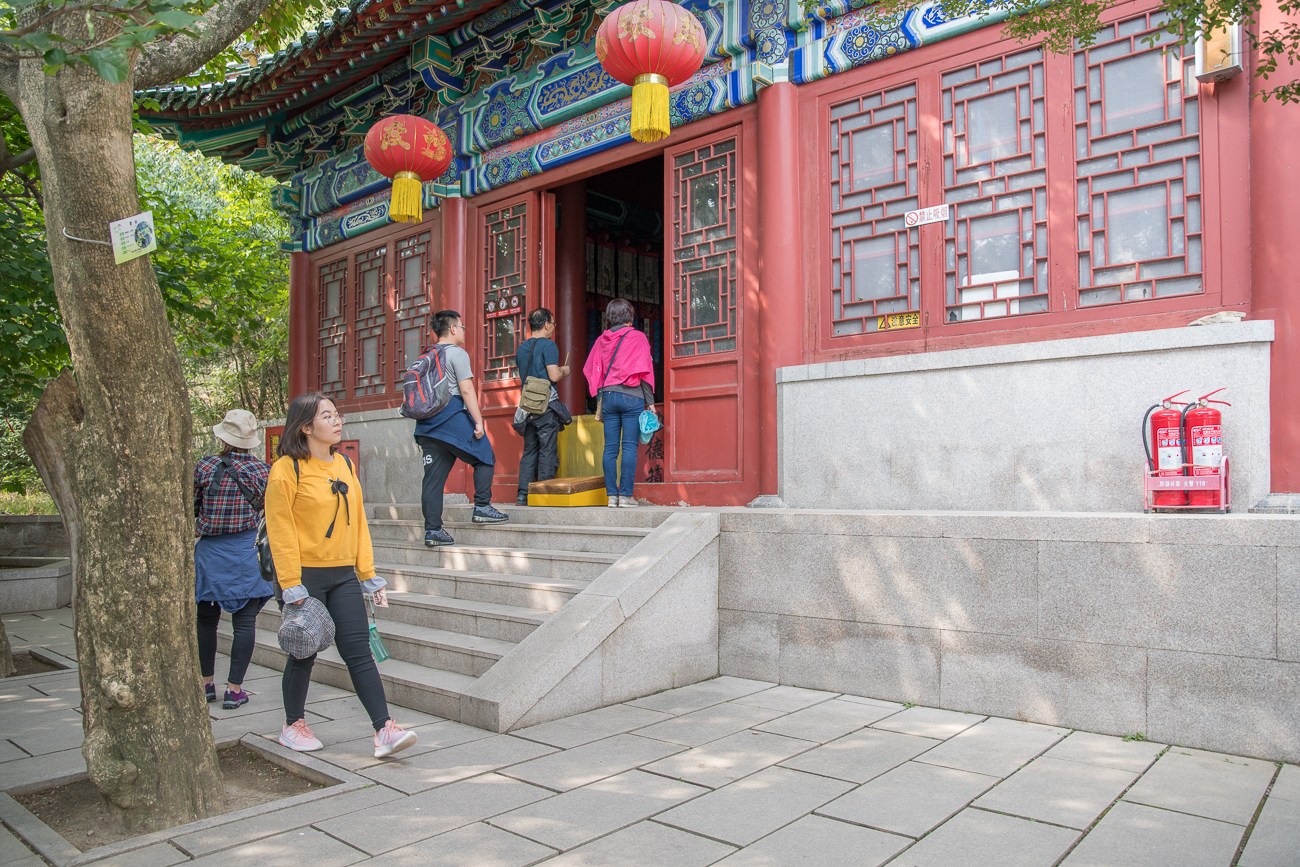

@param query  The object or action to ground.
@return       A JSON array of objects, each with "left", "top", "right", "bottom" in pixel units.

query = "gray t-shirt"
[{"left": 441, "top": 344, "right": 474, "bottom": 398}]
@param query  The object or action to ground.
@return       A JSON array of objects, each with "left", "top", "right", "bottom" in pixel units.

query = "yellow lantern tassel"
[
  {"left": 630, "top": 74, "right": 671, "bottom": 143},
  {"left": 390, "top": 171, "right": 423, "bottom": 223}
]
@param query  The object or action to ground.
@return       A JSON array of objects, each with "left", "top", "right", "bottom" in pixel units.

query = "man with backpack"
[
  {"left": 513, "top": 308, "right": 570, "bottom": 506},
  {"left": 407, "top": 309, "right": 508, "bottom": 547}
]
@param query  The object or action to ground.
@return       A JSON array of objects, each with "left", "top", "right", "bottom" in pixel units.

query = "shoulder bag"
[{"left": 519, "top": 339, "right": 552, "bottom": 415}]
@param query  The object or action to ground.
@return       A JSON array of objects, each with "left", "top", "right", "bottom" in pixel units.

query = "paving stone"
[
  {"left": 628, "top": 677, "right": 775, "bottom": 716},
  {"left": 358, "top": 734, "right": 557, "bottom": 794},
  {"left": 500, "top": 733, "right": 685, "bottom": 792},
  {"left": 311, "top": 720, "right": 483, "bottom": 772},
  {"left": 0, "top": 747, "right": 84, "bottom": 790},
  {"left": 834, "top": 694, "right": 908, "bottom": 710},
  {"left": 315, "top": 773, "right": 551, "bottom": 855},
  {"left": 644, "top": 730, "right": 816, "bottom": 789},
  {"left": 306, "top": 695, "right": 443, "bottom": 727},
  {"left": 972, "top": 756, "right": 1136, "bottom": 829},
  {"left": 2, "top": 857, "right": 41, "bottom": 867},
  {"left": 512, "top": 704, "right": 673, "bottom": 749},
  {"left": 898, "top": 807, "right": 1078, "bottom": 867},
  {"left": 0, "top": 826, "right": 35, "bottom": 866},
  {"left": 537, "top": 819, "right": 735, "bottom": 867},
  {"left": 1238, "top": 789, "right": 1300, "bottom": 867},
  {"left": 360, "top": 822, "right": 556, "bottom": 867},
  {"left": 1123, "top": 746, "right": 1274, "bottom": 825},
  {"left": 914, "top": 717, "right": 1067, "bottom": 778},
  {"left": 780, "top": 728, "right": 939, "bottom": 784},
  {"left": 491, "top": 770, "right": 708, "bottom": 851},
  {"left": 816, "top": 760, "right": 997, "bottom": 838},
  {"left": 208, "top": 708, "right": 327, "bottom": 742},
  {"left": 754, "top": 698, "right": 900, "bottom": 744},
  {"left": 8, "top": 724, "right": 83, "bottom": 756},
  {"left": 870, "top": 705, "right": 986, "bottom": 740},
  {"left": 656, "top": 766, "right": 854, "bottom": 846},
  {"left": 1043, "top": 731, "right": 1166, "bottom": 774},
  {"left": 1059, "top": 801, "right": 1243, "bottom": 867},
  {"left": 187, "top": 828, "right": 366, "bottom": 867},
  {"left": 0, "top": 741, "right": 29, "bottom": 763},
  {"left": 83, "top": 842, "right": 191, "bottom": 867},
  {"left": 710, "top": 815, "right": 911, "bottom": 867},
  {"left": 172, "top": 783, "right": 404, "bottom": 854},
  {"left": 1267, "top": 762, "right": 1300, "bottom": 802},
  {"left": 635, "top": 703, "right": 784, "bottom": 748},
  {"left": 729, "top": 686, "right": 840, "bottom": 713}
]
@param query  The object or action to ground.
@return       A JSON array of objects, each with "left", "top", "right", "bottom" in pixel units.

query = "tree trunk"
[
  {"left": 0, "top": 621, "right": 14, "bottom": 679},
  {"left": 14, "top": 56, "right": 222, "bottom": 831}
]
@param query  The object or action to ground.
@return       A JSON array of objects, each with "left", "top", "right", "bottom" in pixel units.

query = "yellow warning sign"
[{"left": 877, "top": 311, "right": 921, "bottom": 331}]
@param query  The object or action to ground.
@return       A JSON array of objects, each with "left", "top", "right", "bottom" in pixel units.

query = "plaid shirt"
[{"left": 194, "top": 453, "right": 269, "bottom": 537}]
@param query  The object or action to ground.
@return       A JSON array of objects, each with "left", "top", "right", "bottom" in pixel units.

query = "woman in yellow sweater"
[{"left": 264, "top": 392, "right": 417, "bottom": 758}]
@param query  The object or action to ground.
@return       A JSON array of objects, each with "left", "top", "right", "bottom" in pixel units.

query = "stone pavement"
[{"left": 3, "top": 607, "right": 1298, "bottom": 867}]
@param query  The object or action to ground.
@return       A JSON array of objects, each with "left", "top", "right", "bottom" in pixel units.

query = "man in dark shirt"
[{"left": 514, "top": 308, "right": 570, "bottom": 505}]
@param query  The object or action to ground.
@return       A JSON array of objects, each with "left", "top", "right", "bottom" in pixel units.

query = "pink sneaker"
[
  {"left": 374, "top": 720, "right": 417, "bottom": 758},
  {"left": 279, "top": 719, "right": 323, "bottom": 752}
]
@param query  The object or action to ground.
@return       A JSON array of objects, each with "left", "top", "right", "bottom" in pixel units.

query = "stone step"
[
  {"left": 253, "top": 608, "right": 514, "bottom": 677},
  {"left": 217, "top": 625, "right": 478, "bottom": 720},
  {"left": 376, "top": 589, "right": 548, "bottom": 643},
  {"left": 368, "top": 518, "right": 650, "bottom": 554},
  {"left": 375, "top": 562, "right": 586, "bottom": 612},
  {"left": 370, "top": 502, "right": 673, "bottom": 529},
  {"left": 370, "top": 539, "right": 617, "bottom": 581}
]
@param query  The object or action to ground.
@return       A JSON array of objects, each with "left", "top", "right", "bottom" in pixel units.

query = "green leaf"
[
  {"left": 85, "top": 46, "right": 129, "bottom": 84},
  {"left": 153, "top": 10, "right": 199, "bottom": 28}
]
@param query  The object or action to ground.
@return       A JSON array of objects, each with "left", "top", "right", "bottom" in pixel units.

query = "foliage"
[
  {"left": 0, "top": 489, "right": 57, "bottom": 514},
  {"left": 818, "top": 0, "right": 1300, "bottom": 103}
]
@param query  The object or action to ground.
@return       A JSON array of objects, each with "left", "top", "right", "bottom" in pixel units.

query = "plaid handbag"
[{"left": 277, "top": 597, "right": 336, "bottom": 660}]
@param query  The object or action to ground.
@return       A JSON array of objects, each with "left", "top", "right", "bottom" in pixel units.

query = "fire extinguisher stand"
[{"left": 1143, "top": 456, "right": 1231, "bottom": 513}]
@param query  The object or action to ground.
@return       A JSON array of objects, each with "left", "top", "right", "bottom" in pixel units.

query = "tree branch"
[
  {"left": 0, "top": 143, "right": 35, "bottom": 173},
  {"left": 134, "top": 0, "right": 276, "bottom": 88}
]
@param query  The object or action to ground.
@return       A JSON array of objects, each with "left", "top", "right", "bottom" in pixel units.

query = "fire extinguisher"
[
  {"left": 1183, "top": 388, "right": 1230, "bottom": 507},
  {"left": 1143, "top": 391, "right": 1189, "bottom": 507}
]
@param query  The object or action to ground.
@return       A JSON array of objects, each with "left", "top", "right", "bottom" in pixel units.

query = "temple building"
[{"left": 142, "top": 0, "right": 1300, "bottom": 512}]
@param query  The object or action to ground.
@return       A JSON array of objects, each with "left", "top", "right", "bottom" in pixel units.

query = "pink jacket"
[{"left": 584, "top": 326, "right": 654, "bottom": 397}]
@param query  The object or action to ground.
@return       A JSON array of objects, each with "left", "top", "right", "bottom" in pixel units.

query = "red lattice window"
[
  {"left": 352, "top": 244, "right": 388, "bottom": 397},
  {"left": 394, "top": 230, "right": 432, "bottom": 385},
  {"left": 1075, "top": 12, "right": 1201, "bottom": 305},
  {"left": 317, "top": 258, "right": 347, "bottom": 399},
  {"left": 482, "top": 202, "right": 528, "bottom": 382},
  {"left": 943, "top": 47, "right": 1049, "bottom": 323},
  {"left": 829, "top": 83, "right": 920, "bottom": 336},
  {"left": 670, "top": 137, "right": 737, "bottom": 356}
]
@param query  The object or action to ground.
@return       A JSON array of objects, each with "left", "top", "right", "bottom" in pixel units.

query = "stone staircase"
[{"left": 221, "top": 502, "right": 671, "bottom": 721}]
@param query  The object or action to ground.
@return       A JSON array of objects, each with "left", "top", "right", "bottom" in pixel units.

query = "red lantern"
[
  {"left": 596, "top": 0, "right": 707, "bottom": 143},
  {"left": 363, "top": 114, "right": 452, "bottom": 223}
]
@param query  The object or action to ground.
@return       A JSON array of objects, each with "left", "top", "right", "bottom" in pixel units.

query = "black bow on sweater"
[{"left": 325, "top": 478, "right": 350, "bottom": 539}]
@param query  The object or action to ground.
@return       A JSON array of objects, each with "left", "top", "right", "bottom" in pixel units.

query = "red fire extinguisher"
[
  {"left": 1183, "top": 388, "right": 1230, "bottom": 507},
  {"left": 1143, "top": 391, "right": 1189, "bottom": 507}
]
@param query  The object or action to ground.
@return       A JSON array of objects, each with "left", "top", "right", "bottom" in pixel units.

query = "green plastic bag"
[{"left": 367, "top": 597, "right": 390, "bottom": 663}]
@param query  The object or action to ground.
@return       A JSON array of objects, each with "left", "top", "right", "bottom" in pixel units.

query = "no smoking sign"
[{"left": 904, "top": 204, "right": 950, "bottom": 227}]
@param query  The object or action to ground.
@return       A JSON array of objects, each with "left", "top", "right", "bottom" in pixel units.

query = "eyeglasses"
[{"left": 317, "top": 412, "right": 345, "bottom": 424}]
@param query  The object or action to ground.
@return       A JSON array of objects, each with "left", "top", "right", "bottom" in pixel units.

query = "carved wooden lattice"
[
  {"left": 317, "top": 258, "right": 347, "bottom": 399},
  {"left": 670, "top": 137, "right": 737, "bottom": 357},
  {"left": 353, "top": 243, "right": 388, "bottom": 397},
  {"left": 394, "top": 230, "right": 432, "bottom": 386},
  {"left": 829, "top": 83, "right": 920, "bottom": 336},
  {"left": 482, "top": 202, "right": 528, "bottom": 382},
  {"left": 1075, "top": 11, "right": 1201, "bottom": 306},
  {"left": 943, "top": 47, "right": 1050, "bottom": 323}
]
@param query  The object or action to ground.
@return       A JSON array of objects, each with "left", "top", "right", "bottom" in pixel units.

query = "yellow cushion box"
[{"left": 527, "top": 475, "right": 607, "bottom": 507}]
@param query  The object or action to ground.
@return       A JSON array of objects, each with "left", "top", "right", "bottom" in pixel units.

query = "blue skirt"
[{"left": 195, "top": 528, "right": 269, "bottom": 612}]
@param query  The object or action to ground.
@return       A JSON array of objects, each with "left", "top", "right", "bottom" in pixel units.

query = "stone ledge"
[{"left": 776, "top": 320, "right": 1275, "bottom": 384}]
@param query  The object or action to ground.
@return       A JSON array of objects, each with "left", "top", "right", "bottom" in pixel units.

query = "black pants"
[
  {"left": 517, "top": 410, "right": 562, "bottom": 497},
  {"left": 197, "top": 597, "right": 267, "bottom": 685},
  {"left": 416, "top": 435, "right": 493, "bottom": 531},
  {"left": 282, "top": 566, "right": 390, "bottom": 731}
]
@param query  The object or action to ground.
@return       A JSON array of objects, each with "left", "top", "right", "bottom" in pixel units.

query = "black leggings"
[
  {"left": 197, "top": 597, "right": 267, "bottom": 685},
  {"left": 282, "top": 566, "right": 390, "bottom": 731},
  {"left": 416, "top": 435, "right": 494, "bottom": 531}
]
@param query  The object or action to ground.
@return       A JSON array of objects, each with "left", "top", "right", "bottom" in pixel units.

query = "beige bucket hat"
[{"left": 213, "top": 409, "right": 260, "bottom": 450}]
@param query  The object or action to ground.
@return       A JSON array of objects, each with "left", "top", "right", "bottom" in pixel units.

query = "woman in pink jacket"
[{"left": 583, "top": 298, "right": 654, "bottom": 507}]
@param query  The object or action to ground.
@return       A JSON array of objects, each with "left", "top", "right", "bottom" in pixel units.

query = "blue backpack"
[{"left": 400, "top": 344, "right": 455, "bottom": 420}]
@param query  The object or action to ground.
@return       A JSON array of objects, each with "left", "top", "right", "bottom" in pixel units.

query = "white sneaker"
[
  {"left": 279, "top": 719, "right": 323, "bottom": 752},
  {"left": 374, "top": 720, "right": 418, "bottom": 758},
  {"left": 608, "top": 496, "right": 619, "bottom": 508},
  {"left": 619, "top": 496, "right": 640, "bottom": 508}
]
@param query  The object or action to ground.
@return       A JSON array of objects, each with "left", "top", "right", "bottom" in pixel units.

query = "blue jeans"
[{"left": 601, "top": 391, "right": 645, "bottom": 497}]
